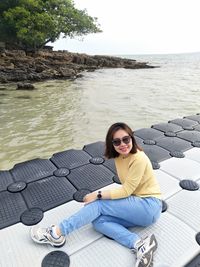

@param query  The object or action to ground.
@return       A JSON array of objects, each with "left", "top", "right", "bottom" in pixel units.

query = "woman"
[{"left": 31, "top": 122, "right": 162, "bottom": 267}]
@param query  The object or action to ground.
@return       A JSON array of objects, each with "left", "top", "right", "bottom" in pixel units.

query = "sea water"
[{"left": 0, "top": 52, "right": 200, "bottom": 169}]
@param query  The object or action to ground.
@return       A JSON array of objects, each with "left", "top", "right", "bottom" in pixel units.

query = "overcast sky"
[{"left": 52, "top": 0, "right": 200, "bottom": 55}]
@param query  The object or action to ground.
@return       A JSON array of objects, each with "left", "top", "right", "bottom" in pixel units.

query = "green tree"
[{"left": 0, "top": 0, "right": 101, "bottom": 50}]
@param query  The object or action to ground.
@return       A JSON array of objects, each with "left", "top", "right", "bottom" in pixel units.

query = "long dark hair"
[{"left": 104, "top": 122, "right": 141, "bottom": 159}]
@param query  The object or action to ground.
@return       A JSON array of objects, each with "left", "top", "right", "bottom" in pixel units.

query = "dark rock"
[
  {"left": 72, "top": 54, "right": 85, "bottom": 64},
  {"left": 59, "top": 67, "right": 76, "bottom": 78},
  {"left": 0, "top": 76, "right": 8, "bottom": 83},
  {"left": 35, "top": 64, "right": 48, "bottom": 73},
  {"left": 0, "top": 49, "right": 156, "bottom": 83},
  {"left": 16, "top": 83, "right": 35, "bottom": 90},
  {"left": 76, "top": 74, "right": 83, "bottom": 78}
]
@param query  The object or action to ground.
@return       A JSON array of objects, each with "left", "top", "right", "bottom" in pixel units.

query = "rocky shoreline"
[{"left": 0, "top": 49, "right": 156, "bottom": 85}]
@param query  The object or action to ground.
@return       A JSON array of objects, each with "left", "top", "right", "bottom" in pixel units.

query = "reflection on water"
[
  {"left": 15, "top": 95, "right": 32, "bottom": 99},
  {"left": 1, "top": 52, "right": 200, "bottom": 170}
]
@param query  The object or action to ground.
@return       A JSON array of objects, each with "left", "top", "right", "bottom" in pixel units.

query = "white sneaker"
[
  {"left": 134, "top": 234, "right": 158, "bottom": 267},
  {"left": 30, "top": 224, "right": 66, "bottom": 247}
]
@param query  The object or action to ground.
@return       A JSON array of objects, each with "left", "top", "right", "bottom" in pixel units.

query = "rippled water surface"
[{"left": 1, "top": 52, "right": 200, "bottom": 169}]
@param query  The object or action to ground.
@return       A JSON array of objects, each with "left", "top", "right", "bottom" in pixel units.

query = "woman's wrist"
[
  {"left": 83, "top": 190, "right": 111, "bottom": 203},
  {"left": 83, "top": 192, "right": 97, "bottom": 203},
  {"left": 97, "top": 190, "right": 102, "bottom": 199}
]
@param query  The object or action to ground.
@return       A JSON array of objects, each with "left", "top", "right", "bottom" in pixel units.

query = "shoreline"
[{"left": 0, "top": 49, "right": 156, "bottom": 85}]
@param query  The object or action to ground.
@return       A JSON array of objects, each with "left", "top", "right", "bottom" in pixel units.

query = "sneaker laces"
[
  {"left": 46, "top": 226, "right": 53, "bottom": 237},
  {"left": 136, "top": 242, "right": 147, "bottom": 260},
  {"left": 34, "top": 227, "right": 51, "bottom": 242},
  {"left": 38, "top": 225, "right": 55, "bottom": 240},
  {"left": 134, "top": 236, "right": 155, "bottom": 267},
  {"left": 134, "top": 237, "right": 149, "bottom": 259}
]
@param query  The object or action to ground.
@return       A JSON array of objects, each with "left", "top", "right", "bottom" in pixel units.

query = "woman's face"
[{"left": 112, "top": 129, "right": 133, "bottom": 156}]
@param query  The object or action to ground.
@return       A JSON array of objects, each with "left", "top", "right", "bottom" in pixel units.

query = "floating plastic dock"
[{"left": 1, "top": 114, "right": 200, "bottom": 267}]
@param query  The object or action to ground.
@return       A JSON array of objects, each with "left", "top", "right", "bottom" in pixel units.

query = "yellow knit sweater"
[{"left": 110, "top": 150, "right": 161, "bottom": 199}]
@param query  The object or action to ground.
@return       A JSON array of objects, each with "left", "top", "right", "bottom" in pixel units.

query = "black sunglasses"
[{"left": 112, "top": 136, "right": 131, "bottom": 146}]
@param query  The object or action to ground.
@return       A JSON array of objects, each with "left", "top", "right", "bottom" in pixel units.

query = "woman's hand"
[
  {"left": 83, "top": 190, "right": 111, "bottom": 205},
  {"left": 83, "top": 192, "right": 97, "bottom": 205}
]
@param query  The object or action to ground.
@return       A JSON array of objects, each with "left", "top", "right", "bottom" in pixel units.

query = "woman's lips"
[{"left": 119, "top": 146, "right": 128, "bottom": 152}]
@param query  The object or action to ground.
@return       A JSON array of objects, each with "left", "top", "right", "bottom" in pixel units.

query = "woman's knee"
[
  {"left": 152, "top": 209, "right": 161, "bottom": 223},
  {"left": 92, "top": 217, "right": 102, "bottom": 229},
  {"left": 92, "top": 215, "right": 108, "bottom": 230}
]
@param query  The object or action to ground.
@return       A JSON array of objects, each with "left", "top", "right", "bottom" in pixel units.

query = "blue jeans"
[{"left": 59, "top": 196, "right": 162, "bottom": 249}]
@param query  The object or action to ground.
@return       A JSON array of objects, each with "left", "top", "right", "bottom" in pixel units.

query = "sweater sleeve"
[{"left": 110, "top": 154, "right": 147, "bottom": 199}]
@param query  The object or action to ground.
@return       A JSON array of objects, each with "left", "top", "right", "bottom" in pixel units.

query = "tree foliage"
[{"left": 0, "top": 0, "right": 101, "bottom": 50}]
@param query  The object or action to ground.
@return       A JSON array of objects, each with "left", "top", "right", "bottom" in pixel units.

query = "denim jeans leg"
[
  {"left": 59, "top": 200, "right": 102, "bottom": 236},
  {"left": 92, "top": 215, "right": 139, "bottom": 248},
  {"left": 59, "top": 196, "right": 161, "bottom": 249}
]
